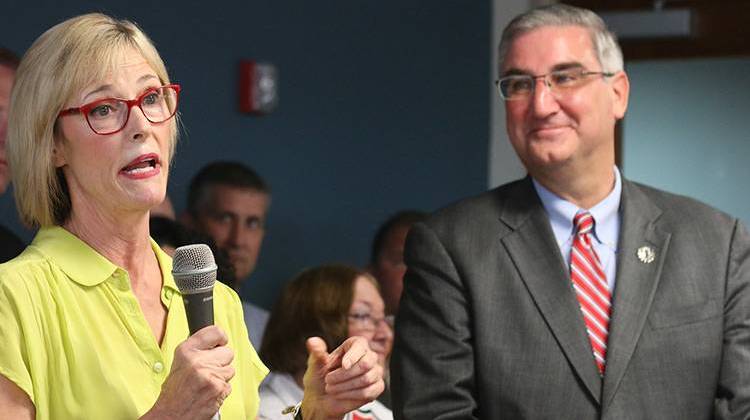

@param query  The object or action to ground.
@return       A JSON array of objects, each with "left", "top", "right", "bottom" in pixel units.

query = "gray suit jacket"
[{"left": 392, "top": 177, "right": 750, "bottom": 419}]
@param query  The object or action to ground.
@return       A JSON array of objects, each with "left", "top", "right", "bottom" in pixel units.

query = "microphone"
[
  {"left": 172, "top": 244, "right": 222, "bottom": 420},
  {"left": 172, "top": 244, "right": 218, "bottom": 335}
]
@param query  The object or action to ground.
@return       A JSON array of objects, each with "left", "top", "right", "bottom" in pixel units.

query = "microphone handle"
[
  {"left": 182, "top": 290, "right": 219, "bottom": 419},
  {"left": 182, "top": 289, "right": 214, "bottom": 335}
]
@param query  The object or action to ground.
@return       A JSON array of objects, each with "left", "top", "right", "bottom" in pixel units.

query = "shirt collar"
[
  {"left": 154, "top": 239, "right": 178, "bottom": 293},
  {"left": 34, "top": 225, "right": 178, "bottom": 292},
  {"left": 532, "top": 166, "right": 622, "bottom": 248}
]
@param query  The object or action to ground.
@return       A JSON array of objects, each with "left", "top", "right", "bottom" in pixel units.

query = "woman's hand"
[
  {"left": 142, "top": 326, "right": 234, "bottom": 420},
  {"left": 300, "top": 336, "right": 384, "bottom": 420}
]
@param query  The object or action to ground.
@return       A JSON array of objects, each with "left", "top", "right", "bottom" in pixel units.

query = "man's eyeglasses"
[
  {"left": 348, "top": 312, "right": 394, "bottom": 330},
  {"left": 58, "top": 84, "right": 181, "bottom": 135},
  {"left": 495, "top": 69, "right": 614, "bottom": 101}
]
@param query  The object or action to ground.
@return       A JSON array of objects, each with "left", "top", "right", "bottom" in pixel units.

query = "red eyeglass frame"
[{"left": 57, "top": 84, "right": 181, "bottom": 135}]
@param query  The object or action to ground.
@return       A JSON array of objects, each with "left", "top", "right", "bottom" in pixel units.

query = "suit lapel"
[
  {"left": 499, "top": 178, "right": 603, "bottom": 404},
  {"left": 601, "top": 180, "right": 671, "bottom": 408}
]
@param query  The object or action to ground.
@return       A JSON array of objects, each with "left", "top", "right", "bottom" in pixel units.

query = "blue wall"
[
  {"left": 0, "top": 1, "right": 490, "bottom": 308},
  {"left": 623, "top": 57, "right": 750, "bottom": 225}
]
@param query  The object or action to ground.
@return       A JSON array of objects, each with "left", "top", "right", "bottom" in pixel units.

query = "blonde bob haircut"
[{"left": 7, "top": 13, "right": 177, "bottom": 228}]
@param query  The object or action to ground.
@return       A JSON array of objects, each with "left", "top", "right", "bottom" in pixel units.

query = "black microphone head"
[{"left": 172, "top": 244, "right": 218, "bottom": 294}]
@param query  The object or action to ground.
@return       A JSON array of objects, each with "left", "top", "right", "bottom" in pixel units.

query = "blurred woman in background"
[{"left": 260, "top": 264, "right": 393, "bottom": 419}]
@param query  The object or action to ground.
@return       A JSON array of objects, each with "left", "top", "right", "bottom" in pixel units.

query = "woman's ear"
[{"left": 52, "top": 135, "right": 67, "bottom": 168}]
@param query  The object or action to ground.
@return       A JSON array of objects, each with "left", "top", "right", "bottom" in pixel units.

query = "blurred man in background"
[
  {"left": 183, "top": 161, "right": 271, "bottom": 348},
  {"left": 0, "top": 47, "right": 24, "bottom": 263},
  {"left": 369, "top": 210, "right": 427, "bottom": 317}
]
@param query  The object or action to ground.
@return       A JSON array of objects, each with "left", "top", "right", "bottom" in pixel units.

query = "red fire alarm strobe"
[{"left": 239, "top": 60, "right": 278, "bottom": 115}]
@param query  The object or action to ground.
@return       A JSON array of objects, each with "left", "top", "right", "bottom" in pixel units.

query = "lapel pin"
[{"left": 637, "top": 246, "right": 655, "bottom": 264}]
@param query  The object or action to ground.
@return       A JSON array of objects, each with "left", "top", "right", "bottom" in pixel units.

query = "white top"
[
  {"left": 242, "top": 300, "right": 269, "bottom": 349},
  {"left": 258, "top": 371, "right": 393, "bottom": 420}
]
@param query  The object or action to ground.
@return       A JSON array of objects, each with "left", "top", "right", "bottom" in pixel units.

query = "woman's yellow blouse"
[{"left": 0, "top": 226, "right": 268, "bottom": 419}]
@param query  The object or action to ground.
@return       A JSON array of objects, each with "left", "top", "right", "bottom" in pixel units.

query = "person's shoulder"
[
  {"left": 626, "top": 180, "right": 737, "bottom": 226},
  {"left": 260, "top": 371, "right": 301, "bottom": 400},
  {"left": 0, "top": 244, "right": 56, "bottom": 304},
  {"left": 261, "top": 371, "right": 291, "bottom": 389},
  {"left": 242, "top": 300, "right": 270, "bottom": 318},
  {"left": 422, "top": 177, "right": 530, "bottom": 231},
  {"left": 0, "top": 243, "right": 52, "bottom": 281},
  {"left": 258, "top": 372, "right": 302, "bottom": 417}
]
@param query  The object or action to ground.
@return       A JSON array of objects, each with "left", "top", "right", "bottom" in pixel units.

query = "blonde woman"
[{"left": 0, "top": 14, "right": 382, "bottom": 419}]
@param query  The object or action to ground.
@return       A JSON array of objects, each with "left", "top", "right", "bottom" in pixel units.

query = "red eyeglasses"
[{"left": 58, "top": 84, "right": 181, "bottom": 135}]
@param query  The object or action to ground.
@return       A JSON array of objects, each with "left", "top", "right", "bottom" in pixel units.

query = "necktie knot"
[{"left": 574, "top": 211, "right": 595, "bottom": 236}]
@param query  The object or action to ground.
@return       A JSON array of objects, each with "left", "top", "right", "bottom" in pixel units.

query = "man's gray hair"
[{"left": 498, "top": 4, "right": 623, "bottom": 74}]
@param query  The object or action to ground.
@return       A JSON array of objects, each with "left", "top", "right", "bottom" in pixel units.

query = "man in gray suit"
[{"left": 392, "top": 4, "right": 750, "bottom": 419}]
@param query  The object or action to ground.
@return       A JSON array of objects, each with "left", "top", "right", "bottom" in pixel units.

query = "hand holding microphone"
[{"left": 142, "top": 244, "right": 232, "bottom": 420}]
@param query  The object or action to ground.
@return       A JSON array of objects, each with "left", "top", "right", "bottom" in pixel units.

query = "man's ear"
[{"left": 610, "top": 70, "right": 630, "bottom": 120}]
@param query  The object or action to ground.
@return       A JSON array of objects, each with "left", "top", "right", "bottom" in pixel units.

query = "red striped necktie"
[{"left": 570, "top": 211, "right": 611, "bottom": 375}]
